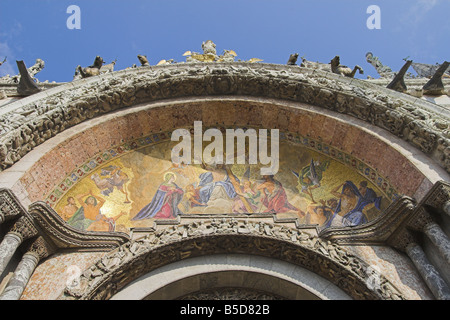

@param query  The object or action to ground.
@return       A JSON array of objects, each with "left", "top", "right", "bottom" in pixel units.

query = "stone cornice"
[
  {"left": 421, "top": 180, "right": 450, "bottom": 213},
  {"left": 28, "top": 202, "right": 130, "bottom": 252},
  {"left": 384, "top": 181, "right": 450, "bottom": 252},
  {"left": 0, "top": 188, "right": 27, "bottom": 223},
  {"left": 0, "top": 63, "right": 448, "bottom": 174}
]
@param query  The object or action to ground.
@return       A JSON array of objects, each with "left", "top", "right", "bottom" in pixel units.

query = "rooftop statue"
[
  {"left": 183, "top": 40, "right": 262, "bottom": 63},
  {"left": 0, "top": 58, "right": 45, "bottom": 84},
  {"left": 217, "top": 50, "right": 238, "bottom": 63},
  {"left": 100, "top": 59, "right": 117, "bottom": 74},
  {"left": 75, "top": 56, "right": 104, "bottom": 79},
  {"left": 27, "top": 58, "right": 45, "bottom": 79},
  {"left": 183, "top": 40, "right": 218, "bottom": 63},
  {"left": 202, "top": 39, "right": 217, "bottom": 56},
  {"left": 365, "top": 52, "right": 394, "bottom": 78},
  {"left": 156, "top": 59, "right": 176, "bottom": 66},
  {"left": 330, "top": 56, "right": 364, "bottom": 78},
  {"left": 73, "top": 56, "right": 117, "bottom": 80},
  {"left": 300, "top": 56, "right": 332, "bottom": 72},
  {"left": 137, "top": 55, "right": 150, "bottom": 67},
  {"left": 287, "top": 53, "right": 299, "bottom": 66}
]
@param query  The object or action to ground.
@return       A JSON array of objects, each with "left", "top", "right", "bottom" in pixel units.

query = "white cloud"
[
  {"left": 402, "top": 0, "right": 441, "bottom": 24},
  {"left": 0, "top": 41, "right": 16, "bottom": 77},
  {"left": 0, "top": 20, "right": 23, "bottom": 77}
]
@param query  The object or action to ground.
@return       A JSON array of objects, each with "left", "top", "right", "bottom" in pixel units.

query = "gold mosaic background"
[{"left": 54, "top": 137, "right": 391, "bottom": 234}]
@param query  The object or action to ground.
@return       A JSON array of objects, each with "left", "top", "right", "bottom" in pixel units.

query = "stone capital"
[
  {"left": 25, "top": 236, "right": 54, "bottom": 261},
  {"left": 387, "top": 228, "right": 418, "bottom": 252},
  {"left": 407, "top": 207, "right": 435, "bottom": 232},
  {"left": 10, "top": 216, "right": 38, "bottom": 242},
  {"left": 0, "top": 188, "right": 26, "bottom": 223}
]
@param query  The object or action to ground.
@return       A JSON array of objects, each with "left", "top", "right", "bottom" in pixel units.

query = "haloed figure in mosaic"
[
  {"left": 327, "top": 181, "right": 382, "bottom": 227},
  {"left": 132, "top": 172, "right": 184, "bottom": 220}
]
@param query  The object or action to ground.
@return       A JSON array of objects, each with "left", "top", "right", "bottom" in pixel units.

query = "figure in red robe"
[{"left": 257, "top": 175, "right": 303, "bottom": 216}]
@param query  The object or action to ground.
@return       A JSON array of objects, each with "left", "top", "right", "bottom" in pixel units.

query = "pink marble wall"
[{"left": 21, "top": 251, "right": 105, "bottom": 300}]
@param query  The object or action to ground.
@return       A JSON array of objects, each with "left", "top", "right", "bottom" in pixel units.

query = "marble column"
[
  {"left": 0, "top": 252, "right": 39, "bottom": 300},
  {"left": 0, "top": 232, "right": 23, "bottom": 276},
  {"left": 423, "top": 222, "right": 450, "bottom": 266},
  {"left": 0, "top": 216, "right": 38, "bottom": 277},
  {"left": 0, "top": 236, "right": 52, "bottom": 300},
  {"left": 406, "top": 242, "right": 450, "bottom": 300}
]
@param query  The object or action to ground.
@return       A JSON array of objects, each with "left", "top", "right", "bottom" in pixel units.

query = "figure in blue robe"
[
  {"left": 132, "top": 173, "right": 184, "bottom": 220},
  {"left": 327, "top": 180, "right": 382, "bottom": 227},
  {"left": 197, "top": 171, "right": 237, "bottom": 204}
]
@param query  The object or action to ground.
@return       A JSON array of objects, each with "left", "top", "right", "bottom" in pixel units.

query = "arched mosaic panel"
[{"left": 48, "top": 127, "right": 398, "bottom": 234}]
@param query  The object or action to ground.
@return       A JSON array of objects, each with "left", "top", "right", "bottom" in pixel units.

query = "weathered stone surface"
[
  {"left": 0, "top": 63, "right": 448, "bottom": 174},
  {"left": 59, "top": 218, "right": 407, "bottom": 300}
]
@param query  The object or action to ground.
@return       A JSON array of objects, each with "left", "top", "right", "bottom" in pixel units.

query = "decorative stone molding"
[
  {"left": 60, "top": 219, "right": 407, "bottom": 300},
  {"left": 0, "top": 188, "right": 27, "bottom": 223},
  {"left": 9, "top": 216, "right": 38, "bottom": 242},
  {"left": 320, "top": 196, "right": 416, "bottom": 245},
  {"left": 25, "top": 236, "right": 55, "bottom": 261},
  {"left": 379, "top": 181, "right": 450, "bottom": 252},
  {"left": 387, "top": 227, "right": 418, "bottom": 253},
  {"left": 406, "top": 207, "right": 435, "bottom": 232},
  {"left": 0, "top": 63, "right": 448, "bottom": 174},
  {"left": 28, "top": 202, "right": 129, "bottom": 252},
  {"left": 422, "top": 181, "right": 450, "bottom": 213},
  {"left": 180, "top": 288, "right": 283, "bottom": 300}
]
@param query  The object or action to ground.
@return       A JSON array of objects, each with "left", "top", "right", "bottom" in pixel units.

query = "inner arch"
[{"left": 111, "top": 254, "right": 351, "bottom": 300}]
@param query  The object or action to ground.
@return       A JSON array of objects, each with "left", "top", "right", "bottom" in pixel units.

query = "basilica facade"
[{"left": 0, "top": 44, "right": 449, "bottom": 300}]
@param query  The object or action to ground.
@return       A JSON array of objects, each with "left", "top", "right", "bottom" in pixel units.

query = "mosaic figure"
[
  {"left": 292, "top": 159, "right": 330, "bottom": 203},
  {"left": 327, "top": 181, "right": 382, "bottom": 227},
  {"left": 233, "top": 180, "right": 261, "bottom": 214},
  {"left": 91, "top": 165, "right": 131, "bottom": 203},
  {"left": 257, "top": 175, "right": 303, "bottom": 217},
  {"left": 66, "top": 191, "right": 106, "bottom": 230},
  {"left": 132, "top": 172, "right": 184, "bottom": 220}
]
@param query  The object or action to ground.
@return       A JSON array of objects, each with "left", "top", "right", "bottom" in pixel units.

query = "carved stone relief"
[
  {"left": 0, "top": 63, "right": 448, "bottom": 175},
  {"left": 59, "top": 219, "right": 407, "bottom": 300}
]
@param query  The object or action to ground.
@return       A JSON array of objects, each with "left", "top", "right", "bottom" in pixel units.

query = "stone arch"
[
  {"left": 111, "top": 254, "right": 352, "bottom": 300},
  {"left": 59, "top": 219, "right": 407, "bottom": 300},
  {"left": 9, "top": 96, "right": 447, "bottom": 214},
  {"left": 0, "top": 62, "right": 448, "bottom": 176}
]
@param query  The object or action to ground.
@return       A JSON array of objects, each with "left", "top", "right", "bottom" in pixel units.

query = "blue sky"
[{"left": 1, "top": 0, "right": 449, "bottom": 82}]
